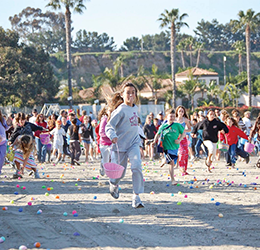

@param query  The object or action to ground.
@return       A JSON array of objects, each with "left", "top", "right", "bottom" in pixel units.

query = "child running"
[
  {"left": 152, "top": 109, "right": 185, "bottom": 185},
  {"left": 175, "top": 105, "right": 191, "bottom": 175},
  {"left": 225, "top": 117, "right": 249, "bottom": 168},
  {"left": 50, "top": 120, "right": 66, "bottom": 164},
  {"left": 191, "top": 109, "right": 229, "bottom": 172},
  {"left": 105, "top": 82, "right": 144, "bottom": 208},
  {"left": 98, "top": 106, "right": 112, "bottom": 176}
]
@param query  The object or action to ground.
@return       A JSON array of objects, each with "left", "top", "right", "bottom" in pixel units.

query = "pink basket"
[
  {"left": 103, "top": 162, "right": 124, "bottom": 179},
  {"left": 244, "top": 142, "right": 255, "bottom": 153},
  {"left": 40, "top": 133, "right": 50, "bottom": 145}
]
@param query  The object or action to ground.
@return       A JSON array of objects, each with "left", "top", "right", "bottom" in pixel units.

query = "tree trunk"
[
  {"left": 196, "top": 48, "right": 201, "bottom": 68},
  {"left": 246, "top": 24, "right": 251, "bottom": 107},
  {"left": 171, "top": 23, "right": 176, "bottom": 109},
  {"left": 120, "top": 64, "right": 124, "bottom": 78},
  {"left": 65, "top": 6, "right": 73, "bottom": 109},
  {"left": 181, "top": 50, "right": 185, "bottom": 68},
  {"left": 189, "top": 47, "right": 192, "bottom": 66},
  {"left": 238, "top": 54, "right": 243, "bottom": 75}
]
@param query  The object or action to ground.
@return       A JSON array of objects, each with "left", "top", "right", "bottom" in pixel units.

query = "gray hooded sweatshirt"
[{"left": 105, "top": 103, "right": 140, "bottom": 152}]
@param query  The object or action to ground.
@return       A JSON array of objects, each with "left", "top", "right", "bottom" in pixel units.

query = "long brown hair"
[
  {"left": 0, "top": 110, "right": 4, "bottom": 126},
  {"left": 226, "top": 117, "right": 239, "bottom": 128},
  {"left": 175, "top": 105, "right": 189, "bottom": 119},
  {"left": 15, "top": 112, "right": 26, "bottom": 124},
  {"left": 98, "top": 106, "right": 109, "bottom": 121},
  {"left": 72, "top": 118, "right": 79, "bottom": 133},
  {"left": 18, "top": 135, "right": 34, "bottom": 159}
]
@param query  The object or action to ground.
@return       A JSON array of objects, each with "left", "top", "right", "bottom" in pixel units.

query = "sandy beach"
[{"left": 0, "top": 154, "right": 260, "bottom": 250}]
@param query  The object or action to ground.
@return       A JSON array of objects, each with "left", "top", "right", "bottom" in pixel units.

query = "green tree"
[
  {"left": 0, "top": 30, "right": 58, "bottom": 107},
  {"left": 231, "top": 9, "right": 260, "bottom": 107},
  {"left": 74, "top": 30, "right": 116, "bottom": 52},
  {"left": 122, "top": 37, "right": 141, "bottom": 51},
  {"left": 185, "top": 36, "right": 194, "bottom": 66},
  {"left": 47, "top": 0, "right": 87, "bottom": 108},
  {"left": 178, "top": 71, "right": 199, "bottom": 110},
  {"left": 9, "top": 7, "right": 66, "bottom": 53},
  {"left": 231, "top": 40, "right": 246, "bottom": 75},
  {"left": 158, "top": 8, "right": 189, "bottom": 108}
]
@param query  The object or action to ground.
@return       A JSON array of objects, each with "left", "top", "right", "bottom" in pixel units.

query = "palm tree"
[
  {"left": 177, "top": 39, "right": 186, "bottom": 68},
  {"left": 158, "top": 9, "right": 189, "bottom": 108},
  {"left": 195, "top": 41, "right": 205, "bottom": 67},
  {"left": 232, "top": 40, "right": 246, "bottom": 75},
  {"left": 228, "top": 83, "right": 242, "bottom": 107},
  {"left": 179, "top": 70, "right": 199, "bottom": 110},
  {"left": 47, "top": 0, "right": 86, "bottom": 108},
  {"left": 231, "top": 9, "right": 260, "bottom": 107},
  {"left": 186, "top": 37, "right": 194, "bottom": 67}
]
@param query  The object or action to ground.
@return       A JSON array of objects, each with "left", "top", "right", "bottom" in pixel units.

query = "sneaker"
[
  {"left": 225, "top": 163, "right": 232, "bottom": 166},
  {"left": 34, "top": 170, "right": 40, "bottom": 179},
  {"left": 55, "top": 158, "right": 60, "bottom": 164},
  {"left": 99, "top": 163, "right": 105, "bottom": 176},
  {"left": 109, "top": 182, "right": 119, "bottom": 199},
  {"left": 132, "top": 194, "right": 144, "bottom": 208},
  {"left": 74, "top": 160, "right": 80, "bottom": 166},
  {"left": 245, "top": 155, "right": 250, "bottom": 164}
]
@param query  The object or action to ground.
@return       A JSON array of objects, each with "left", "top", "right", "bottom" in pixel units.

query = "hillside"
[{"left": 50, "top": 51, "right": 260, "bottom": 88}]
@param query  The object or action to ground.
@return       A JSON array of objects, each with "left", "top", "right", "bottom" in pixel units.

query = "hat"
[
  {"left": 32, "top": 108, "right": 37, "bottom": 113},
  {"left": 56, "top": 120, "right": 62, "bottom": 125},
  {"left": 159, "top": 111, "right": 163, "bottom": 115}
]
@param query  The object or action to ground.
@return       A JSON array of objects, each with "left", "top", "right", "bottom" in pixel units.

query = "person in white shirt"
[
  {"left": 29, "top": 109, "right": 38, "bottom": 124},
  {"left": 50, "top": 120, "right": 66, "bottom": 164},
  {"left": 242, "top": 111, "right": 252, "bottom": 136}
]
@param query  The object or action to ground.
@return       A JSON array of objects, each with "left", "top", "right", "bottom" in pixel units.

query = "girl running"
[
  {"left": 175, "top": 106, "right": 191, "bottom": 175},
  {"left": 79, "top": 115, "right": 94, "bottom": 163},
  {"left": 0, "top": 110, "right": 9, "bottom": 175},
  {"left": 225, "top": 117, "right": 248, "bottom": 168},
  {"left": 68, "top": 118, "right": 81, "bottom": 165},
  {"left": 98, "top": 106, "right": 112, "bottom": 176},
  {"left": 105, "top": 82, "right": 144, "bottom": 208}
]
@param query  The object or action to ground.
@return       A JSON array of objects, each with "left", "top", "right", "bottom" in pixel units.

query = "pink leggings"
[{"left": 178, "top": 138, "right": 189, "bottom": 171}]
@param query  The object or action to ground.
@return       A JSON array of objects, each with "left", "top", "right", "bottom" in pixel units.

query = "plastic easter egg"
[
  {"left": 63, "top": 212, "right": 68, "bottom": 216},
  {"left": 22, "top": 186, "right": 26, "bottom": 190},
  {"left": 34, "top": 242, "right": 41, "bottom": 248},
  {"left": 211, "top": 198, "right": 214, "bottom": 201},
  {"left": 72, "top": 210, "right": 77, "bottom": 215},
  {"left": 119, "top": 219, "right": 124, "bottom": 223},
  {"left": 171, "top": 193, "right": 174, "bottom": 196},
  {"left": 37, "top": 210, "right": 42, "bottom": 214},
  {"left": 73, "top": 213, "right": 78, "bottom": 217},
  {"left": 176, "top": 183, "right": 180, "bottom": 186},
  {"left": 45, "top": 192, "right": 49, "bottom": 196},
  {"left": 2, "top": 207, "right": 8, "bottom": 211},
  {"left": 184, "top": 195, "right": 188, "bottom": 198},
  {"left": 27, "top": 202, "right": 32, "bottom": 206},
  {"left": 218, "top": 213, "right": 224, "bottom": 218},
  {"left": 10, "top": 200, "right": 14, "bottom": 204},
  {"left": 75, "top": 183, "right": 78, "bottom": 186},
  {"left": 14, "top": 191, "right": 19, "bottom": 195},
  {"left": 78, "top": 187, "right": 82, "bottom": 191},
  {"left": 19, "top": 245, "right": 27, "bottom": 250},
  {"left": 0, "top": 236, "right": 5, "bottom": 243},
  {"left": 177, "top": 202, "right": 182, "bottom": 205},
  {"left": 209, "top": 185, "right": 213, "bottom": 189},
  {"left": 215, "top": 202, "right": 220, "bottom": 206},
  {"left": 16, "top": 184, "right": 20, "bottom": 188},
  {"left": 42, "top": 185, "right": 46, "bottom": 189},
  {"left": 18, "top": 208, "right": 23, "bottom": 212},
  {"left": 93, "top": 196, "right": 97, "bottom": 199},
  {"left": 178, "top": 191, "right": 182, "bottom": 195}
]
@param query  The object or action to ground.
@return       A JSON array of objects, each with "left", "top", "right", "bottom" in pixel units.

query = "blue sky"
[{"left": 1, "top": 0, "right": 259, "bottom": 48}]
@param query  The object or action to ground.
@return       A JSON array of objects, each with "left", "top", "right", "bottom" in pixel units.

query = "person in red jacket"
[{"left": 225, "top": 117, "right": 249, "bottom": 168}]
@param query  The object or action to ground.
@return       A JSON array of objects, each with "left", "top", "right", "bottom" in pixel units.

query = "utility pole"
[{"left": 223, "top": 56, "right": 226, "bottom": 85}]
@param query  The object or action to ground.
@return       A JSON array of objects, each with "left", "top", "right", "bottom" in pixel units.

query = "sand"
[{"left": 0, "top": 154, "right": 260, "bottom": 250}]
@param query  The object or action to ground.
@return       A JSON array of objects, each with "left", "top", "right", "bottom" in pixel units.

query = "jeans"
[
  {"left": 226, "top": 143, "right": 249, "bottom": 164},
  {"left": 35, "top": 137, "right": 47, "bottom": 163},
  {"left": 195, "top": 139, "right": 208, "bottom": 158}
]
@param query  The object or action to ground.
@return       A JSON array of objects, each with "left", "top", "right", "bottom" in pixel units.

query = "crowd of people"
[{"left": 0, "top": 82, "right": 260, "bottom": 209}]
